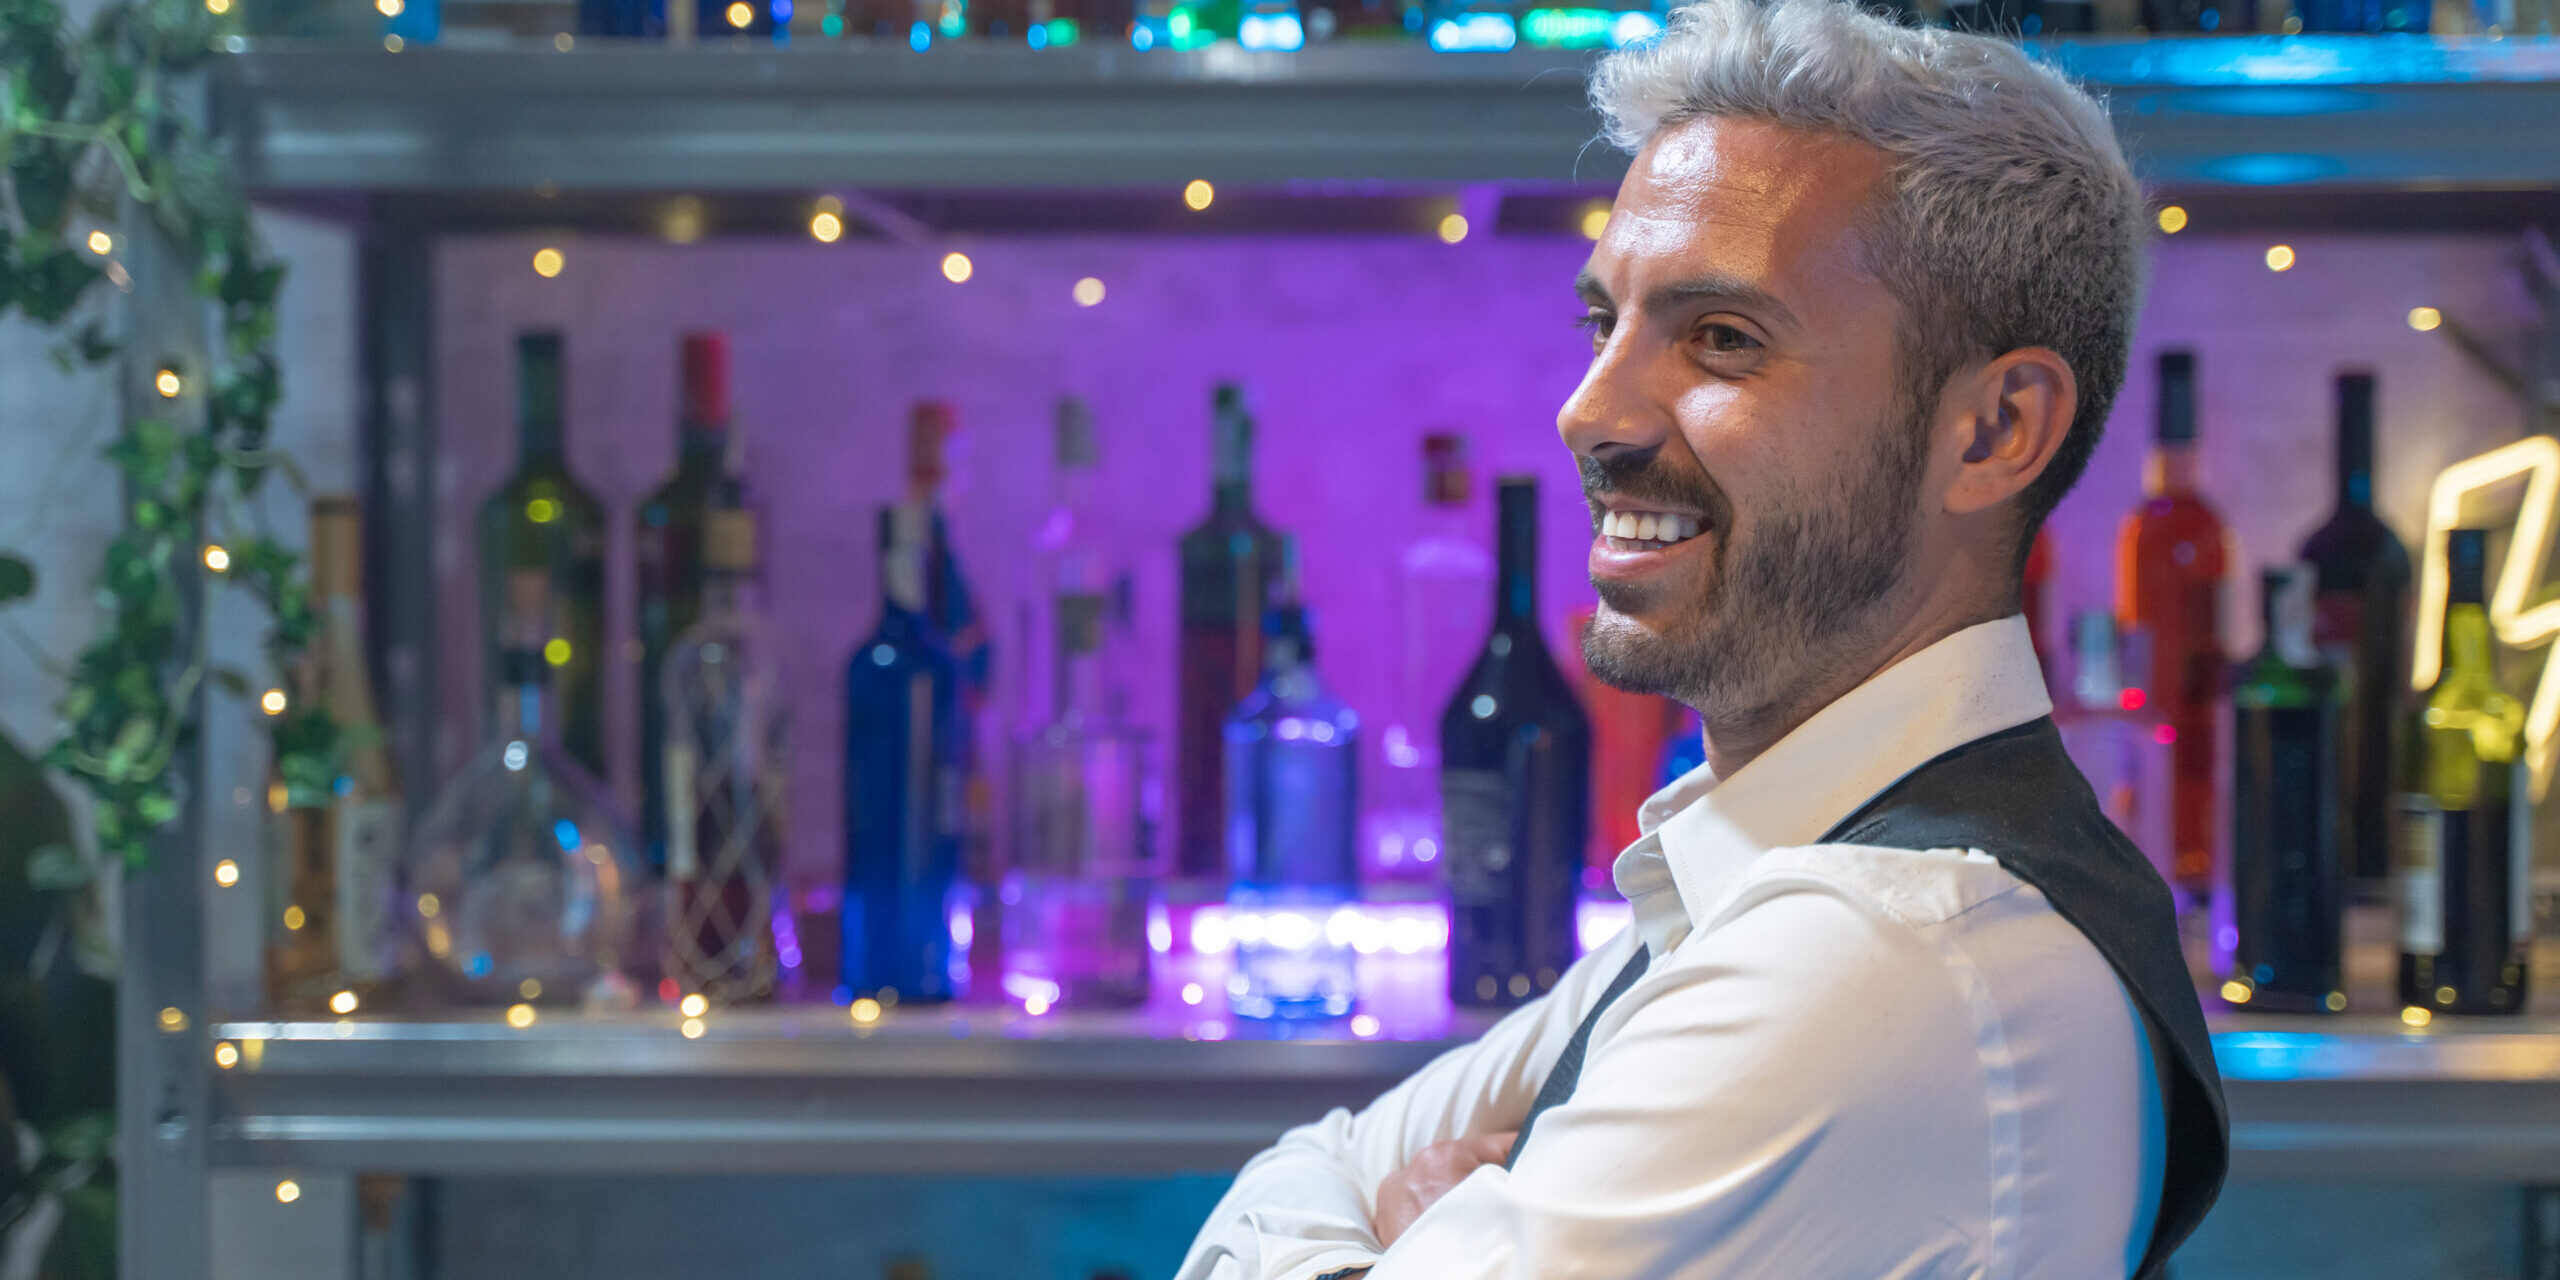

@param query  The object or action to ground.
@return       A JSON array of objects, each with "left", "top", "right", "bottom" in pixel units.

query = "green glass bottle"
[
  {"left": 478, "top": 331, "right": 607, "bottom": 779},
  {"left": 2227, "top": 565, "right": 2341, "bottom": 1013},
  {"left": 2399, "top": 527, "right": 2530, "bottom": 1016}
]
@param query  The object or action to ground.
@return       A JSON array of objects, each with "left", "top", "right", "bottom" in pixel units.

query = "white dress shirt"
[{"left": 1174, "top": 615, "right": 2168, "bottom": 1280}]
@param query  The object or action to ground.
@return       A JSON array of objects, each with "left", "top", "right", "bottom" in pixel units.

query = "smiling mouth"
[{"left": 1596, "top": 509, "right": 1707, "bottom": 551}]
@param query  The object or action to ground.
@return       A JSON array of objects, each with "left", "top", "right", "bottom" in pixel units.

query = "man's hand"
[{"left": 1373, "top": 1131, "right": 1517, "bottom": 1248}]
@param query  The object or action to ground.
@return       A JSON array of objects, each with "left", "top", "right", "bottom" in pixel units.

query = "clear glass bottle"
[
  {"left": 401, "top": 569, "right": 645, "bottom": 1008},
  {"left": 1224, "top": 540, "right": 1359, "bottom": 1020},
  {"left": 1005, "top": 399, "right": 1153, "bottom": 1011},
  {"left": 2057, "top": 611, "right": 2176, "bottom": 887},
  {"left": 1366, "top": 431, "right": 1491, "bottom": 885},
  {"left": 2228, "top": 566, "right": 2343, "bottom": 1013},
  {"left": 270, "top": 496, "right": 404, "bottom": 1013},
  {"left": 662, "top": 495, "right": 788, "bottom": 1005}
]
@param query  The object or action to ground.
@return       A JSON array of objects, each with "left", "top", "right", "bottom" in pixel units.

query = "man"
[{"left": 1174, "top": 0, "right": 2228, "bottom": 1276}]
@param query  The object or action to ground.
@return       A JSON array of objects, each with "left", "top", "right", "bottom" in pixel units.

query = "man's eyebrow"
[{"left": 1573, "top": 267, "right": 1800, "bottom": 330}]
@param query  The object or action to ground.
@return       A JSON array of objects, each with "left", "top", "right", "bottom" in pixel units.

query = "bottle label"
[
  {"left": 2399, "top": 793, "right": 2444, "bottom": 957},
  {"left": 333, "top": 798, "right": 400, "bottom": 982},
  {"left": 1441, "top": 767, "right": 1513, "bottom": 907},
  {"left": 666, "top": 740, "right": 699, "bottom": 880}
]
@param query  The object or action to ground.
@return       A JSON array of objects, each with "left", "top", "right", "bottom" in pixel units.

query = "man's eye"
[
  {"left": 1696, "top": 323, "right": 1760, "bottom": 354},
  {"left": 1575, "top": 311, "right": 1613, "bottom": 345}
]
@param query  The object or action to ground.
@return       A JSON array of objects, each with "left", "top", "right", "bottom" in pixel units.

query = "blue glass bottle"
[
  {"left": 842, "top": 506, "right": 966, "bottom": 1005},
  {"left": 1224, "top": 541, "right": 1361, "bottom": 1020}
]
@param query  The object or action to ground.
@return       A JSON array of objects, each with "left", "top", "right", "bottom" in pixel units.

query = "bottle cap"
[
  {"left": 517, "top": 331, "right": 564, "bottom": 434},
  {"left": 308, "top": 495, "right": 364, "bottom": 600},
  {"left": 908, "top": 401, "right": 956, "bottom": 494},
  {"left": 1423, "top": 431, "right": 1471, "bottom": 507},
  {"left": 680, "top": 332, "right": 729, "bottom": 430},
  {"left": 2156, "top": 350, "right": 2196, "bottom": 445},
  {"left": 2447, "top": 527, "right": 2489, "bottom": 605},
  {"left": 1056, "top": 397, "right": 1097, "bottom": 469}
]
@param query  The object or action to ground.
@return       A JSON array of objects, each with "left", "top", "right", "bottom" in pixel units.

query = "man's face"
[{"left": 1564, "top": 116, "right": 1933, "bottom": 724}]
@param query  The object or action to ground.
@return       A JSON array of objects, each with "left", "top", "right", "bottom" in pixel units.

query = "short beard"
[{"left": 1581, "top": 403, "right": 1929, "bottom": 735}]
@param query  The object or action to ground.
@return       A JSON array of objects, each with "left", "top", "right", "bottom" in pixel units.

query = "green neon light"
[{"left": 1044, "top": 16, "right": 1079, "bottom": 42}]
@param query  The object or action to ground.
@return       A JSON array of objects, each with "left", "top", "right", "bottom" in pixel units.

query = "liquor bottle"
[
  {"left": 1442, "top": 476, "right": 1591, "bottom": 1009},
  {"left": 2116, "top": 350, "right": 2228, "bottom": 903},
  {"left": 401, "top": 569, "right": 644, "bottom": 1007},
  {"left": 478, "top": 331, "right": 607, "bottom": 780},
  {"left": 1006, "top": 399, "right": 1153, "bottom": 1011},
  {"left": 1573, "top": 606, "right": 1682, "bottom": 886},
  {"left": 269, "top": 497, "right": 404, "bottom": 1012},
  {"left": 1225, "top": 539, "right": 1360, "bottom": 1020},
  {"left": 843, "top": 506, "right": 967, "bottom": 1004},
  {"left": 1366, "top": 432, "right": 1491, "bottom": 884},
  {"left": 2299, "top": 371, "right": 2414, "bottom": 889},
  {"left": 2022, "top": 525, "right": 2055, "bottom": 679},
  {"left": 2228, "top": 566, "right": 2343, "bottom": 1013},
  {"left": 661, "top": 493, "right": 787, "bottom": 1005},
  {"left": 638, "top": 332, "right": 736, "bottom": 878},
  {"left": 2056, "top": 612, "right": 2176, "bottom": 886},
  {"left": 1176, "top": 384, "right": 1285, "bottom": 886},
  {"left": 2399, "top": 528, "right": 2530, "bottom": 1017},
  {"left": 904, "top": 403, "right": 995, "bottom": 991}
]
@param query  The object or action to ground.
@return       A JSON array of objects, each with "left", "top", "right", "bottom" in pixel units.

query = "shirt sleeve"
[
  {"left": 1172, "top": 930, "right": 1647, "bottom": 1280},
  {"left": 1360, "top": 881, "right": 1998, "bottom": 1280}
]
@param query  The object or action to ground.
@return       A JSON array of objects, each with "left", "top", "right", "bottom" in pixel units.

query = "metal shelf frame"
[
  {"left": 197, "top": 1008, "right": 2560, "bottom": 1184},
  {"left": 116, "top": 34, "right": 2560, "bottom": 1279}
]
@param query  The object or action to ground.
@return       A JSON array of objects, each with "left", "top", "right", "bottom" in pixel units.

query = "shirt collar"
[{"left": 1612, "top": 614, "right": 2053, "bottom": 955}]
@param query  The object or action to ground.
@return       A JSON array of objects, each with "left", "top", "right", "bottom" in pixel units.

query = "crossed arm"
[{"left": 1171, "top": 886, "right": 2006, "bottom": 1280}]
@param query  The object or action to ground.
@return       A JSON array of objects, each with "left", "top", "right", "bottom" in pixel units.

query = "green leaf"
[
  {"left": 24, "top": 845, "right": 88, "bottom": 891},
  {"left": 211, "top": 668, "right": 250, "bottom": 698},
  {"left": 0, "top": 555, "right": 32, "bottom": 604}
]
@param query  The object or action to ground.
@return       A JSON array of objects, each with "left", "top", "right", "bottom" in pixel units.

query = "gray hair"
[{"left": 1591, "top": 0, "right": 2148, "bottom": 549}]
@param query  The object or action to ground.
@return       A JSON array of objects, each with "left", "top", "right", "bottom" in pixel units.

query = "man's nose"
[{"left": 1558, "top": 322, "right": 1678, "bottom": 465}]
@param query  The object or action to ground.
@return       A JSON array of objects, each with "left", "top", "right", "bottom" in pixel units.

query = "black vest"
[{"left": 1507, "top": 717, "right": 2229, "bottom": 1279}]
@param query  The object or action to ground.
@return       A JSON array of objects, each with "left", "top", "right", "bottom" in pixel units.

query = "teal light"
[
  {"left": 1044, "top": 15, "right": 1079, "bottom": 42},
  {"left": 938, "top": 0, "right": 966, "bottom": 36},
  {"left": 820, "top": 11, "right": 842, "bottom": 32},
  {"left": 1520, "top": 7, "right": 1610, "bottom": 46}
]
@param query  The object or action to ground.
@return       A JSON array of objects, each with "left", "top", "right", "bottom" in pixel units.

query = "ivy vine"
[{"left": 2, "top": 0, "right": 333, "bottom": 871}]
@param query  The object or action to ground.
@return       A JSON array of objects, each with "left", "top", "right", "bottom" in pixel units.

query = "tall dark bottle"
[
  {"left": 1441, "top": 476, "right": 1590, "bottom": 1009},
  {"left": 842, "top": 506, "right": 967, "bottom": 1004},
  {"left": 478, "top": 332, "right": 607, "bottom": 778},
  {"left": 2228, "top": 566, "right": 2342, "bottom": 1013},
  {"left": 2399, "top": 528, "right": 2530, "bottom": 1017},
  {"left": 1175, "top": 384, "right": 1285, "bottom": 886},
  {"left": 2299, "top": 371, "right": 2413, "bottom": 889},
  {"left": 638, "top": 332, "right": 736, "bottom": 876}
]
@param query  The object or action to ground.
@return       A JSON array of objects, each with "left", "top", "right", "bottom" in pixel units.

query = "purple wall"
[{"left": 433, "top": 227, "right": 2538, "bottom": 885}]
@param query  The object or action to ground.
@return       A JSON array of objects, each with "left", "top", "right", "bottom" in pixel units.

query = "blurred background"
[{"left": 6, "top": 0, "right": 2560, "bottom": 1276}]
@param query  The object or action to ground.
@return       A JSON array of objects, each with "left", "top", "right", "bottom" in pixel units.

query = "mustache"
[{"left": 1576, "top": 449, "right": 1725, "bottom": 525}]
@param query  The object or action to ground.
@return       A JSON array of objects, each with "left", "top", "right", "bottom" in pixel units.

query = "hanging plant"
[{"left": 3, "top": 0, "right": 327, "bottom": 1270}]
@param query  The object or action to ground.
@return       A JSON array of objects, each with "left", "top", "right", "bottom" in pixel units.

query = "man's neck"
[{"left": 1699, "top": 594, "right": 2015, "bottom": 780}]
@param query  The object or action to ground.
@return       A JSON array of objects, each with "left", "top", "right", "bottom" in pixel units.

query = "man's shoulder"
[{"left": 1712, "top": 840, "right": 2045, "bottom": 933}]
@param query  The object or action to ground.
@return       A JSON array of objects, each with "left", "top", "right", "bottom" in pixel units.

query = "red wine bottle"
[
  {"left": 1175, "top": 384, "right": 1284, "bottom": 887},
  {"left": 2298, "top": 371, "right": 2413, "bottom": 888},
  {"left": 1441, "top": 476, "right": 1590, "bottom": 1009}
]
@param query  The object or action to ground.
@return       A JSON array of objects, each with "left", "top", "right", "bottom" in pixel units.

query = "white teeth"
[{"left": 1603, "top": 510, "right": 1705, "bottom": 545}]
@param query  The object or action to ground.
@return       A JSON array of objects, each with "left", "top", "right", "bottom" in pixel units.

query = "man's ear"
[{"left": 1942, "top": 348, "right": 2077, "bottom": 518}]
